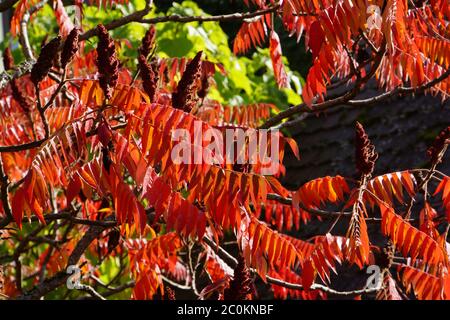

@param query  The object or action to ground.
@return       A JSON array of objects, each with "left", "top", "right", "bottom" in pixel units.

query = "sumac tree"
[{"left": 0, "top": 0, "right": 449, "bottom": 300}]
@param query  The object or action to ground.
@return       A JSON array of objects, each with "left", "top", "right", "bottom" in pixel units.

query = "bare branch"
[
  {"left": 79, "top": 5, "right": 153, "bottom": 41},
  {"left": 19, "top": 1, "right": 47, "bottom": 60},
  {"left": 17, "top": 224, "right": 106, "bottom": 299},
  {"left": 140, "top": 5, "right": 280, "bottom": 25},
  {"left": 203, "top": 237, "right": 380, "bottom": 297},
  {"left": 267, "top": 193, "right": 351, "bottom": 218},
  {"left": 76, "top": 284, "right": 107, "bottom": 300},
  {"left": 347, "top": 68, "right": 450, "bottom": 107},
  {"left": 79, "top": 5, "right": 280, "bottom": 42}
]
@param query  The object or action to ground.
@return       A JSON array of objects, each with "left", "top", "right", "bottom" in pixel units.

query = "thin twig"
[
  {"left": 77, "top": 284, "right": 107, "bottom": 300},
  {"left": 203, "top": 236, "right": 380, "bottom": 297},
  {"left": 19, "top": 1, "right": 47, "bottom": 60},
  {"left": 79, "top": 5, "right": 279, "bottom": 41}
]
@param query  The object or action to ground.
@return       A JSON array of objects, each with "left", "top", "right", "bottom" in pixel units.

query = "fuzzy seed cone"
[
  {"left": 223, "top": 255, "right": 252, "bottom": 300},
  {"left": 11, "top": 79, "right": 32, "bottom": 113},
  {"left": 427, "top": 126, "right": 450, "bottom": 164},
  {"left": 31, "top": 36, "right": 61, "bottom": 86},
  {"left": 96, "top": 24, "right": 119, "bottom": 100},
  {"left": 102, "top": 146, "right": 112, "bottom": 172},
  {"left": 61, "top": 27, "right": 80, "bottom": 69},
  {"left": 172, "top": 51, "right": 203, "bottom": 113},
  {"left": 107, "top": 229, "right": 120, "bottom": 253},
  {"left": 198, "top": 71, "right": 210, "bottom": 99},
  {"left": 139, "top": 25, "right": 156, "bottom": 58},
  {"left": 355, "top": 121, "right": 378, "bottom": 177},
  {"left": 138, "top": 54, "right": 158, "bottom": 102},
  {"left": 3, "top": 47, "right": 14, "bottom": 71}
]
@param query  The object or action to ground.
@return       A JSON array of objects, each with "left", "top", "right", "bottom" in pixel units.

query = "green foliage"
[
  {"left": 5, "top": 0, "right": 302, "bottom": 108},
  {"left": 154, "top": 1, "right": 303, "bottom": 107}
]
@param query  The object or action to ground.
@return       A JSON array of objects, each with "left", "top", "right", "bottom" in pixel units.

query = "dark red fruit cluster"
[
  {"left": 31, "top": 36, "right": 61, "bottom": 86},
  {"left": 172, "top": 51, "right": 203, "bottom": 113},
  {"left": 138, "top": 55, "right": 158, "bottom": 102},
  {"left": 427, "top": 126, "right": 450, "bottom": 164},
  {"left": 11, "top": 79, "right": 32, "bottom": 113},
  {"left": 139, "top": 25, "right": 156, "bottom": 58},
  {"left": 96, "top": 24, "right": 119, "bottom": 100},
  {"left": 2, "top": 47, "right": 14, "bottom": 71},
  {"left": 198, "top": 70, "right": 210, "bottom": 100},
  {"left": 355, "top": 121, "right": 378, "bottom": 177},
  {"left": 107, "top": 229, "right": 120, "bottom": 253},
  {"left": 61, "top": 27, "right": 80, "bottom": 69},
  {"left": 223, "top": 255, "right": 252, "bottom": 300}
]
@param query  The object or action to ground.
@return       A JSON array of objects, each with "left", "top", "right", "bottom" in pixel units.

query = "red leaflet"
[
  {"left": 379, "top": 202, "right": 447, "bottom": 266},
  {"left": 269, "top": 31, "right": 290, "bottom": 89},
  {"left": 376, "top": 272, "right": 403, "bottom": 300},
  {"left": 233, "top": 14, "right": 271, "bottom": 54},
  {"left": 127, "top": 233, "right": 182, "bottom": 300},
  {"left": 238, "top": 215, "right": 302, "bottom": 280},
  {"left": 10, "top": 0, "right": 40, "bottom": 37},
  {"left": 299, "top": 234, "right": 346, "bottom": 289},
  {"left": 307, "top": 21, "right": 325, "bottom": 59},
  {"left": 400, "top": 265, "right": 450, "bottom": 300},
  {"left": 364, "top": 171, "right": 417, "bottom": 208},
  {"left": 346, "top": 202, "right": 370, "bottom": 268},
  {"left": 292, "top": 175, "right": 350, "bottom": 211}
]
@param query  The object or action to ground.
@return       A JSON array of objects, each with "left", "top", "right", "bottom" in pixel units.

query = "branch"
[
  {"left": 13, "top": 225, "right": 47, "bottom": 293},
  {"left": 268, "top": 277, "right": 380, "bottom": 296},
  {"left": 79, "top": 5, "right": 280, "bottom": 41},
  {"left": 76, "top": 284, "right": 107, "bottom": 300},
  {"left": 347, "top": 68, "right": 450, "bottom": 107},
  {"left": 0, "top": 115, "right": 126, "bottom": 154},
  {"left": 17, "top": 223, "right": 106, "bottom": 299},
  {"left": 203, "top": 237, "right": 379, "bottom": 297},
  {"left": 79, "top": 4, "right": 153, "bottom": 41},
  {"left": 19, "top": 1, "right": 47, "bottom": 60},
  {"left": 259, "top": 91, "right": 357, "bottom": 129},
  {"left": 35, "top": 84, "right": 50, "bottom": 139},
  {"left": 140, "top": 5, "right": 280, "bottom": 25},
  {"left": 266, "top": 194, "right": 396, "bottom": 223},
  {"left": 80, "top": 279, "right": 135, "bottom": 299},
  {"left": 22, "top": 210, "right": 118, "bottom": 227},
  {"left": 0, "top": 139, "right": 46, "bottom": 153},
  {"left": 0, "top": 60, "right": 34, "bottom": 90},
  {"left": 161, "top": 275, "right": 191, "bottom": 291},
  {"left": 42, "top": 69, "right": 67, "bottom": 111},
  {"left": 261, "top": 41, "right": 450, "bottom": 131},
  {"left": 100, "top": 281, "right": 135, "bottom": 298},
  {"left": 266, "top": 193, "right": 351, "bottom": 218}
]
